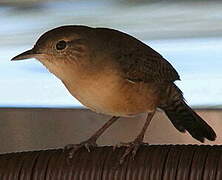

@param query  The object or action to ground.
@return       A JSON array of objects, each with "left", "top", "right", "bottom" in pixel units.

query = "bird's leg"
[
  {"left": 117, "top": 111, "right": 155, "bottom": 164},
  {"left": 65, "top": 116, "right": 119, "bottom": 158}
]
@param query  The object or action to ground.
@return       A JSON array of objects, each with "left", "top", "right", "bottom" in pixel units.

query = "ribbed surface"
[{"left": 0, "top": 145, "right": 222, "bottom": 180}]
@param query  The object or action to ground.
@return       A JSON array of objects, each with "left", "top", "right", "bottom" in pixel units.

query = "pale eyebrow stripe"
[{"left": 68, "top": 39, "right": 85, "bottom": 45}]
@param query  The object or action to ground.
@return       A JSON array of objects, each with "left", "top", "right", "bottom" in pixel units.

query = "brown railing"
[{"left": 0, "top": 145, "right": 221, "bottom": 179}]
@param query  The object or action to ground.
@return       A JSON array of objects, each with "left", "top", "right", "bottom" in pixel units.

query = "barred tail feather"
[
  {"left": 164, "top": 100, "right": 216, "bottom": 142},
  {"left": 160, "top": 84, "right": 216, "bottom": 142}
]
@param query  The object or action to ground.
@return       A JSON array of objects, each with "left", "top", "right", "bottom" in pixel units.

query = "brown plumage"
[{"left": 11, "top": 25, "right": 216, "bottom": 163}]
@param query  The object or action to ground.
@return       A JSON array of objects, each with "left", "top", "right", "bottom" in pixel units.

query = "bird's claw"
[
  {"left": 64, "top": 139, "right": 98, "bottom": 159},
  {"left": 116, "top": 140, "right": 149, "bottom": 165}
]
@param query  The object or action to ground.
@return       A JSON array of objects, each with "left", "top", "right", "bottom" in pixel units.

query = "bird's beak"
[{"left": 11, "top": 48, "right": 37, "bottom": 61}]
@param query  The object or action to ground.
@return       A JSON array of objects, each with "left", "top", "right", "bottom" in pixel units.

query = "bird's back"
[{"left": 93, "top": 27, "right": 180, "bottom": 83}]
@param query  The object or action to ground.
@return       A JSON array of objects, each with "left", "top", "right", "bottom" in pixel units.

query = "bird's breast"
[
  {"left": 62, "top": 70, "right": 160, "bottom": 117},
  {"left": 43, "top": 59, "right": 160, "bottom": 116}
]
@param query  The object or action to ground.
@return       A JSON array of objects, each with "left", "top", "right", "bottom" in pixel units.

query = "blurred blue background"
[{"left": 0, "top": 0, "right": 222, "bottom": 108}]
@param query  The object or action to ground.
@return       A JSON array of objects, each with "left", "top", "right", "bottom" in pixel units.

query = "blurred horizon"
[{"left": 0, "top": 0, "right": 222, "bottom": 108}]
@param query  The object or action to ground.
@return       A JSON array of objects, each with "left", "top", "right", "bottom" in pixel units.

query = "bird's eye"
[{"left": 56, "top": 40, "right": 67, "bottom": 50}]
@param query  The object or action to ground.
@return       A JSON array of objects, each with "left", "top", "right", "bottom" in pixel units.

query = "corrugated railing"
[{"left": 0, "top": 145, "right": 221, "bottom": 179}]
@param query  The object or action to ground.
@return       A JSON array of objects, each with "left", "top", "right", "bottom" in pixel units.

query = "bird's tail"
[{"left": 160, "top": 84, "right": 216, "bottom": 142}]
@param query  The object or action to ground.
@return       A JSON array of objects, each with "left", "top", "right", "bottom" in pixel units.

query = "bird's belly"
[
  {"left": 63, "top": 78, "right": 159, "bottom": 117},
  {"left": 44, "top": 56, "right": 160, "bottom": 116}
]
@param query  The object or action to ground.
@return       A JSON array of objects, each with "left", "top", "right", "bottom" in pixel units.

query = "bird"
[{"left": 11, "top": 25, "right": 216, "bottom": 163}]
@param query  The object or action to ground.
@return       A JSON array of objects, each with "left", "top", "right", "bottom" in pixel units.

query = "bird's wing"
[
  {"left": 95, "top": 27, "right": 180, "bottom": 83},
  {"left": 115, "top": 45, "right": 180, "bottom": 83}
]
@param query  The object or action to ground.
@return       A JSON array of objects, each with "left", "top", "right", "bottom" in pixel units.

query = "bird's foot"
[
  {"left": 64, "top": 138, "right": 98, "bottom": 159},
  {"left": 114, "top": 139, "right": 149, "bottom": 165}
]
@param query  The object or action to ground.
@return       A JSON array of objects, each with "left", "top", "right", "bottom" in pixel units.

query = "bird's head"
[
  {"left": 11, "top": 26, "right": 100, "bottom": 77},
  {"left": 11, "top": 25, "right": 109, "bottom": 80}
]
